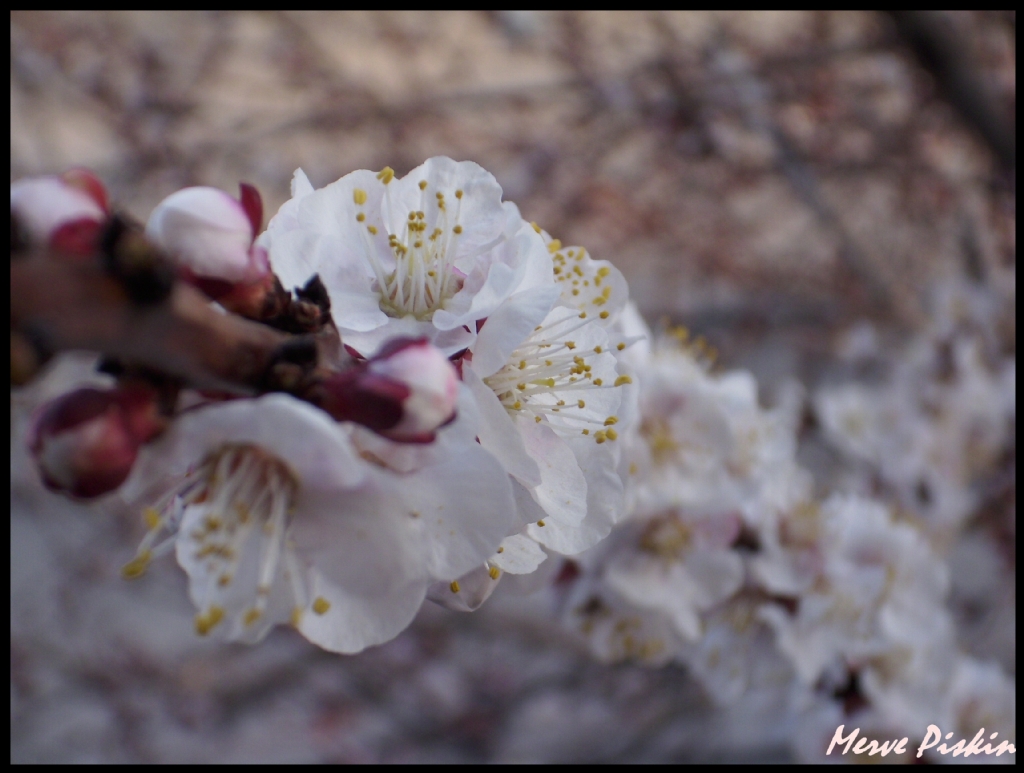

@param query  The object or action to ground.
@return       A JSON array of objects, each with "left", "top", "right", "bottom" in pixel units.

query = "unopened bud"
[
  {"left": 314, "top": 338, "right": 458, "bottom": 442},
  {"left": 10, "top": 169, "right": 109, "bottom": 256},
  {"left": 146, "top": 184, "right": 280, "bottom": 317},
  {"left": 28, "top": 385, "right": 166, "bottom": 499}
]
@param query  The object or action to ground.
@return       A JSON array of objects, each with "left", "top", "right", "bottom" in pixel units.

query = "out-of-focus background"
[{"left": 10, "top": 11, "right": 1015, "bottom": 763}]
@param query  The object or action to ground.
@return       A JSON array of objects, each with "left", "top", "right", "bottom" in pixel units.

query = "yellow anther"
[
  {"left": 455, "top": 189, "right": 463, "bottom": 199},
  {"left": 604, "top": 416, "right": 619, "bottom": 426},
  {"left": 531, "top": 222, "right": 542, "bottom": 233},
  {"left": 367, "top": 225, "right": 378, "bottom": 235},
  {"left": 557, "top": 400, "right": 565, "bottom": 406},
  {"left": 629, "top": 462, "right": 638, "bottom": 475},
  {"left": 579, "top": 312, "right": 587, "bottom": 319},
  {"left": 243, "top": 608, "right": 262, "bottom": 627},
  {"left": 453, "top": 225, "right": 463, "bottom": 234},
  {"left": 416, "top": 211, "right": 425, "bottom": 219},
  {"left": 517, "top": 382, "right": 527, "bottom": 391},
  {"left": 593, "top": 378, "right": 604, "bottom": 386},
  {"left": 545, "top": 360, "right": 553, "bottom": 366},
  {"left": 595, "top": 431, "right": 607, "bottom": 444},
  {"left": 450, "top": 580, "right": 461, "bottom": 593},
  {"left": 547, "top": 239, "right": 562, "bottom": 253},
  {"left": 566, "top": 341, "right": 576, "bottom": 350},
  {"left": 582, "top": 429, "right": 590, "bottom": 435},
  {"left": 596, "top": 266, "right": 610, "bottom": 277},
  {"left": 376, "top": 167, "right": 395, "bottom": 184},
  {"left": 536, "top": 378, "right": 556, "bottom": 387},
  {"left": 290, "top": 607, "right": 303, "bottom": 627},
  {"left": 217, "top": 574, "right": 232, "bottom": 587},
  {"left": 606, "top": 428, "right": 618, "bottom": 441},
  {"left": 408, "top": 212, "right": 416, "bottom": 221},
  {"left": 312, "top": 597, "right": 331, "bottom": 615},
  {"left": 614, "top": 375, "right": 633, "bottom": 386},
  {"left": 535, "top": 415, "right": 542, "bottom": 423},
  {"left": 572, "top": 289, "right": 580, "bottom": 296},
  {"left": 356, "top": 212, "right": 366, "bottom": 222},
  {"left": 195, "top": 605, "right": 225, "bottom": 636},
  {"left": 436, "top": 191, "right": 444, "bottom": 199},
  {"left": 537, "top": 520, "right": 546, "bottom": 527},
  {"left": 600, "top": 311, "right": 610, "bottom": 319},
  {"left": 512, "top": 401, "right": 522, "bottom": 410},
  {"left": 573, "top": 265, "right": 584, "bottom": 276},
  {"left": 143, "top": 507, "right": 161, "bottom": 530},
  {"left": 418, "top": 180, "right": 427, "bottom": 190},
  {"left": 594, "top": 346, "right": 603, "bottom": 354},
  {"left": 554, "top": 266, "right": 562, "bottom": 275},
  {"left": 617, "top": 342, "right": 626, "bottom": 351},
  {"left": 414, "top": 241, "right": 423, "bottom": 248},
  {"left": 497, "top": 546, "right": 505, "bottom": 553},
  {"left": 489, "top": 566, "right": 500, "bottom": 580},
  {"left": 121, "top": 550, "right": 152, "bottom": 580},
  {"left": 578, "top": 399, "right": 586, "bottom": 408},
  {"left": 354, "top": 189, "right": 368, "bottom": 205},
  {"left": 519, "top": 360, "right": 527, "bottom": 369}
]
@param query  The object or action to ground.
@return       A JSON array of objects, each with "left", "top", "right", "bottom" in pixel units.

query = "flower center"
[
  {"left": 483, "top": 308, "right": 632, "bottom": 444},
  {"left": 352, "top": 173, "right": 466, "bottom": 320},
  {"left": 121, "top": 443, "right": 323, "bottom": 635}
]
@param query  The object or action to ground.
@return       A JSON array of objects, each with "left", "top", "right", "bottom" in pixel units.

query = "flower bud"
[
  {"left": 314, "top": 338, "right": 458, "bottom": 442},
  {"left": 146, "top": 184, "right": 266, "bottom": 282},
  {"left": 146, "top": 184, "right": 277, "bottom": 317},
  {"left": 10, "top": 169, "right": 109, "bottom": 256},
  {"left": 28, "top": 385, "right": 165, "bottom": 499}
]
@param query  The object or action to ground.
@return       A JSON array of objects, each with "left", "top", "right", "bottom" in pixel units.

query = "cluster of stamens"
[
  {"left": 353, "top": 169, "right": 466, "bottom": 319},
  {"left": 122, "top": 444, "right": 331, "bottom": 636},
  {"left": 484, "top": 311, "right": 633, "bottom": 443}
]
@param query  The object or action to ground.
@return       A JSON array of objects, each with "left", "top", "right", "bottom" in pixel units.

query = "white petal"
[
  {"left": 461, "top": 366, "right": 541, "bottom": 487},
  {"left": 297, "top": 566, "right": 427, "bottom": 654},
  {"left": 517, "top": 416, "right": 587, "bottom": 529},
  {"left": 491, "top": 532, "right": 547, "bottom": 574},
  {"left": 470, "top": 285, "right": 560, "bottom": 378},
  {"left": 426, "top": 563, "right": 500, "bottom": 612}
]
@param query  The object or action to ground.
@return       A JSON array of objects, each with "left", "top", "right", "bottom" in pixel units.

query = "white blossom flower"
[
  {"left": 758, "top": 494, "right": 950, "bottom": 687},
  {"left": 119, "top": 393, "right": 518, "bottom": 653},
  {"left": 627, "top": 332, "right": 810, "bottom": 530},
  {"left": 261, "top": 157, "right": 553, "bottom": 357}
]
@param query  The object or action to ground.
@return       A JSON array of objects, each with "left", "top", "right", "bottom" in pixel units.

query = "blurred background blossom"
[{"left": 10, "top": 11, "right": 1014, "bottom": 763}]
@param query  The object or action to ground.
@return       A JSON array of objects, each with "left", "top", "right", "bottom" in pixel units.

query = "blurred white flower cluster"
[{"left": 546, "top": 284, "right": 1015, "bottom": 762}]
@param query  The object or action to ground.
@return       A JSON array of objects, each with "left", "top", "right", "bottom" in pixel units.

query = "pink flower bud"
[
  {"left": 28, "top": 385, "right": 166, "bottom": 499},
  {"left": 314, "top": 338, "right": 458, "bottom": 442},
  {"left": 368, "top": 338, "right": 459, "bottom": 441},
  {"left": 10, "top": 169, "right": 109, "bottom": 256},
  {"left": 145, "top": 184, "right": 267, "bottom": 285}
]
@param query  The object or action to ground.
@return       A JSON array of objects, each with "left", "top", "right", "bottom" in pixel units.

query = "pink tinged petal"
[
  {"left": 238, "top": 182, "right": 263, "bottom": 241},
  {"left": 11, "top": 176, "right": 106, "bottom": 246},
  {"left": 490, "top": 532, "right": 547, "bottom": 574},
  {"left": 60, "top": 168, "right": 110, "bottom": 213},
  {"left": 426, "top": 564, "right": 499, "bottom": 612},
  {"left": 517, "top": 416, "right": 587, "bottom": 527},
  {"left": 470, "top": 285, "right": 561, "bottom": 378},
  {"left": 145, "top": 186, "right": 256, "bottom": 282},
  {"left": 461, "top": 366, "right": 541, "bottom": 487}
]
